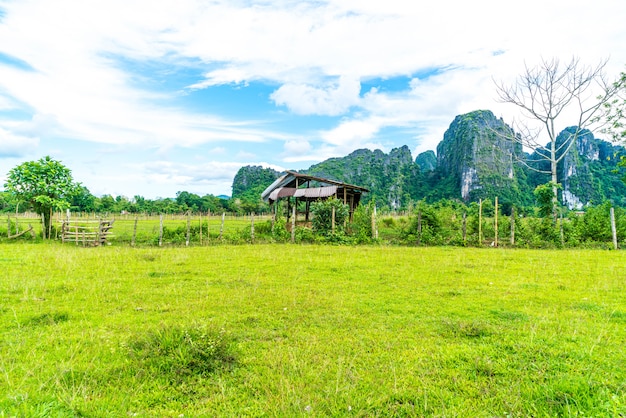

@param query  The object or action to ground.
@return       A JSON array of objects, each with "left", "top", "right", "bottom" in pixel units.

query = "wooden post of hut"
[{"left": 291, "top": 205, "right": 296, "bottom": 243}]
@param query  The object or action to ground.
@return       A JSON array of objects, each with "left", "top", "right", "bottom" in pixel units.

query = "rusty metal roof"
[{"left": 261, "top": 171, "right": 368, "bottom": 202}]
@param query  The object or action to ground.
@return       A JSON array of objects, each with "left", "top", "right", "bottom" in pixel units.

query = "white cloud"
[
  {"left": 271, "top": 76, "right": 361, "bottom": 116},
  {"left": 283, "top": 139, "right": 311, "bottom": 155},
  {"left": 0, "top": 128, "right": 39, "bottom": 157}
]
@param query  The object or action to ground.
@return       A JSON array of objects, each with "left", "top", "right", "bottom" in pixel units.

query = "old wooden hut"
[{"left": 261, "top": 170, "right": 369, "bottom": 222}]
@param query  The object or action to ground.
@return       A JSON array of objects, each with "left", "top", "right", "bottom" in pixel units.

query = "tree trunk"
[{"left": 42, "top": 209, "right": 52, "bottom": 239}]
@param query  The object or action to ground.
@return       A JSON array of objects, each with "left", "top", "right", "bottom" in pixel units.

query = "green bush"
[
  {"left": 349, "top": 201, "right": 375, "bottom": 243},
  {"left": 127, "top": 325, "right": 235, "bottom": 383},
  {"left": 311, "top": 198, "right": 349, "bottom": 235}
]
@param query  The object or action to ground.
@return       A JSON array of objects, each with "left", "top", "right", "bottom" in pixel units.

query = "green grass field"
[{"left": 1, "top": 243, "right": 625, "bottom": 417}]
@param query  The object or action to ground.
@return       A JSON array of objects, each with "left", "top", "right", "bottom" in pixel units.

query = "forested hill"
[{"left": 232, "top": 110, "right": 626, "bottom": 210}]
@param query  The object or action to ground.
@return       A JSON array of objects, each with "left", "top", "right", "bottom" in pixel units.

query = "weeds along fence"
[
  {"left": 63, "top": 212, "right": 281, "bottom": 246},
  {"left": 1, "top": 201, "right": 625, "bottom": 249},
  {"left": 4, "top": 212, "right": 273, "bottom": 246}
]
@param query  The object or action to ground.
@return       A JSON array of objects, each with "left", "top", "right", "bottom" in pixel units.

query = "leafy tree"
[
  {"left": 495, "top": 57, "right": 621, "bottom": 219},
  {"left": 96, "top": 194, "right": 116, "bottom": 213},
  {"left": 0, "top": 191, "right": 18, "bottom": 213},
  {"left": 4, "top": 156, "right": 80, "bottom": 236},
  {"left": 70, "top": 186, "right": 96, "bottom": 212},
  {"left": 176, "top": 191, "right": 203, "bottom": 212}
]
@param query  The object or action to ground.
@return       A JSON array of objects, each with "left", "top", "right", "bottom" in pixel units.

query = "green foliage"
[
  {"left": 4, "top": 156, "right": 80, "bottom": 235},
  {"left": 534, "top": 182, "right": 560, "bottom": 218},
  {"left": 0, "top": 191, "right": 18, "bottom": 213},
  {"left": 311, "top": 198, "right": 349, "bottom": 235},
  {"left": 349, "top": 201, "right": 375, "bottom": 243}
]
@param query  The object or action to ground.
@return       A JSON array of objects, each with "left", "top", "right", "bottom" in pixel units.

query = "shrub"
[
  {"left": 127, "top": 324, "right": 235, "bottom": 383},
  {"left": 349, "top": 201, "right": 375, "bottom": 243},
  {"left": 311, "top": 198, "right": 349, "bottom": 235}
]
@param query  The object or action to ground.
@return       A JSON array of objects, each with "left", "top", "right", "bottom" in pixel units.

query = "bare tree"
[{"left": 494, "top": 57, "right": 620, "bottom": 219}]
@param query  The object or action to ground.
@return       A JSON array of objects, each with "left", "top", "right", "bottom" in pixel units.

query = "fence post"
[
  {"left": 6, "top": 215, "right": 10, "bottom": 238},
  {"left": 417, "top": 209, "right": 422, "bottom": 245},
  {"left": 462, "top": 212, "right": 467, "bottom": 244},
  {"left": 611, "top": 207, "right": 618, "bottom": 250},
  {"left": 332, "top": 206, "right": 336, "bottom": 234},
  {"left": 478, "top": 199, "right": 483, "bottom": 245},
  {"left": 510, "top": 207, "right": 515, "bottom": 246},
  {"left": 494, "top": 196, "right": 498, "bottom": 248},
  {"left": 199, "top": 212, "right": 203, "bottom": 245},
  {"left": 132, "top": 216, "right": 138, "bottom": 246},
  {"left": 220, "top": 212, "right": 225, "bottom": 240},
  {"left": 371, "top": 205, "right": 378, "bottom": 240},
  {"left": 159, "top": 214, "right": 163, "bottom": 247},
  {"left": 251, "top": 212, "right": 255, "bottom": 243},
  {"left": 186, "top": 210, "right": 191, "bottom": 247},
  {"left": 207, "top": 210, "right": 211, "bottom": 243}
]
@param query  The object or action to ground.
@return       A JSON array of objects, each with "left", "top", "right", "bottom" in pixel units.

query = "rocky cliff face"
[
  {"left": 415, "top": 150, "right": 437, "bottom": 172},
  {"left": 555, "top": 127, "right": 626, "bottom": 209},
  {"left": 231, "top": 165, "right": 280, "bottom": 200},
  {"left": 435, "top": 110, "right": 528, "bottom": 204}
]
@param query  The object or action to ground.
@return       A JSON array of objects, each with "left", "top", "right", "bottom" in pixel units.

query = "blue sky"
[{"left": 1, "top": 0, "right": 625, "bottom": 198}]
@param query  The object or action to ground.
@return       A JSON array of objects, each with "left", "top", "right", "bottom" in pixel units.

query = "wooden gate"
[{"left": 61, "top": 220, "right": 114, "bottom": 246}]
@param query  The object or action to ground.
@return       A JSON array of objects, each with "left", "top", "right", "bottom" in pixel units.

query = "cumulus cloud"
[
  {"left": 271, "top": 76, "right": 361, "bottom": 116},
  {"left": 283, "top": 139, "right": 311, "bottom": 155}
]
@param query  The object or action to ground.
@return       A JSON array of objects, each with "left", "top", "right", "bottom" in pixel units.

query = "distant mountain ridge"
[{"left": 232, "top": 110, "right": 626, "bottom": 209}]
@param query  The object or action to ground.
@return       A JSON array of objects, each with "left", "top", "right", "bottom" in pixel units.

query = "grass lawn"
[{"left": 1, "top": 243, "right": 625, "bottom": 416}]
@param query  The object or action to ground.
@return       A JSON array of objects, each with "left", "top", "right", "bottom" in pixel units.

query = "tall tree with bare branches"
[{"left": 494, "top": 57, "right": 620, "bottom": 219}]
